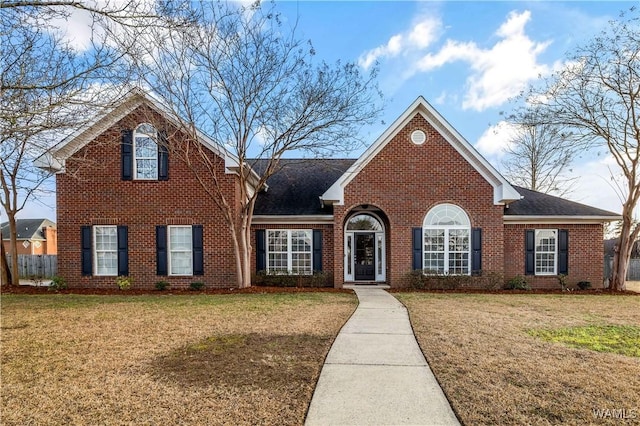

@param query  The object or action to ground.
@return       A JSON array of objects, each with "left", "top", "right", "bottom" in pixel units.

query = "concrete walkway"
[{"left": 305, "top": 288, "right": 460, "bottom": 426}]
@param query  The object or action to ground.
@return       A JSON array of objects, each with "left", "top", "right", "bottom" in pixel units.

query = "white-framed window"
[
  {"left": 169, "top": 226, "right": 192, "bottom": 275},
  {"left": 94, "top": 225, "right": 117, "bottom": 276},
  {"left": 267, "top": 230, "right": 312, "bottom": 275},
  {"left": 423, "top": 204, "right": 470, "bottom": 275},
  {"left": 535, "top": 229, "right": 557, "bottom": 275},
  {"left": 133, "top": 123, "right": 158, "bottom": 180}
]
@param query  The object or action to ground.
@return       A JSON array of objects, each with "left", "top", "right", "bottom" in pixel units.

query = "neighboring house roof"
[
  {"left": 1, "top": 219, "right": 56, "bottom": 241},
  {"left": 322, "top": 96, "right": 522, "bottom": 206},
  {"left": 254, "top": 159, "right": 355, "bottom": 216},
  {"left": 505, "top": 186, "right": 621, "bottom": 222}
]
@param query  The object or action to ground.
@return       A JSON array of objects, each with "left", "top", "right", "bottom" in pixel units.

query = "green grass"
[{"left": 528, "top": 324, "right": 640, "bottom": 357}]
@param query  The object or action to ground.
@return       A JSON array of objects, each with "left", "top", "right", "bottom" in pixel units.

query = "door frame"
[{"left": 344, "top": 212, "right": 386, "bottom": 282}]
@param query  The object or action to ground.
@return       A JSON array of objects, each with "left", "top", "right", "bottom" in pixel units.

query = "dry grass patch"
[
  {"left": 1, "top": 292, "right": 356, "bottom": 425},
  {"left": 397, "top": 293, "right": 640, "bottom": 425}
]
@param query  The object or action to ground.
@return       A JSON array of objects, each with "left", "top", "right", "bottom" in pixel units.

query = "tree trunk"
[
  {"left": 1, "top": 239, "right": 12, "bottom": 286},
  {"left": 6, "top": 213, "right": 19, "bottom": 286},
  {"left": 610, "top": 213, "right": 637, "bottom": 291}
]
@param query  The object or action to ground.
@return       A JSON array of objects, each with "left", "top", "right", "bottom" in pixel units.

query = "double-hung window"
[
  {"left": 94, "top": 225, "right": 118, "bottom": 276},
  {"left": 267, "top": 230, "right": 312, "bottom": 275},
  {"left": 535, "top": 229, "right": 557, "bottom": 275},
  {"left": 133, "top": 123, "right": 158, "bottom": 180},
  {"left": 168, "top": 226, "right": 193, "bottom": 275}
]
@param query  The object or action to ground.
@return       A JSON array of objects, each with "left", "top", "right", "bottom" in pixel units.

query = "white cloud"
[
  {"left": 416, "top": 10, "right": 552, "bottom": 111},
  {"left": 38, "top": 0, "right": 159, "bottom": 52},
  {"left": 358, "top": 14, "right": 442, "bottom": 70},
  {"left": 474, "top": 120, "right": 518, "bottom": 158}
]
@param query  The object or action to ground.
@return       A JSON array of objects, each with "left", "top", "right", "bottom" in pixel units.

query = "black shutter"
[
  {"left": 81, "top": 226, "right": 92, "bottom": 276},
  {"left": 117, "top": 226, "right": 129, "bottom": 276},
  {"left": 558, "top": 230, "right": 568, "bottom": 275},
  {"left": 121, "top": 130, "right": 133, "bottom": 181},
  {"left": 156, "top": 226, "right": 167, "bottom": 276},
  {"left": 256, "top": 230, "right": 266, "bottom": 272},
  {"left": 158, "top": 130, "right": 169, "bottom": 181},
  {"left": 192, "top": 225, "right": 204, "bottom": 276},
  {"left": 412, "top": 227, "right": 423, "bottom": 271},
  {"left": 471, "top": 228, "right": 482, "bottom": 275},
  {"left": 525, "top": 229, "right": 535, "bottom": 275},
  {"left": 313, "top": 229, "right": 322, "bottom": 272}
]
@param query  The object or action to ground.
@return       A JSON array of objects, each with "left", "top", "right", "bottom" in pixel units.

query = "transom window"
[
  {"left": 535, "top": 229, "right": 557, "bottom": 275},
  {"left": 267, "top": 230, "right": 312, "bottom": 275},
  {"left": 94, "top": 225, "right": 117, "bottom": 276},
  {"left": 423, "top": 204, "right": 470, "bottom": 275},
  {"left": 346, "top": 214, "right": 383, "bottom": 231},
  {"left": 134, "top": 123, "right": 158, "bottom": 180},
  {"left": 169, "top": 226, "right": 192, "bottom": 275}
]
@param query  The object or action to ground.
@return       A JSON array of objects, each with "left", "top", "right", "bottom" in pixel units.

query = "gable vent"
[{"left": 411, "top": 130, "right": 427, "bottom": 145}]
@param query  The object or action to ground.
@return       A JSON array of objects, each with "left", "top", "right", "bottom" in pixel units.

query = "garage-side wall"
[{"left": 504, "top": 223, "right": 606, "bottom": 289}]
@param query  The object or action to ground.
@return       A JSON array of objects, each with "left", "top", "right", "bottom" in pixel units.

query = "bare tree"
[
  {"left": 527, "top": 9, "right": 640, "bottom": 291},
  {"left": 0, "top": 1, "right": 159, "bottom": 285},
  {"left": 501, "top": 109, "right": 577, "bottom": 196},
  {"left": 120, "top": 1, "right": 382, "bottom": 287}
]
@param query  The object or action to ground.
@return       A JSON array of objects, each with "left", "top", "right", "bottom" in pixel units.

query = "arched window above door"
[{"left": 346, "top": 214, "right": 383, "bottom": 231}]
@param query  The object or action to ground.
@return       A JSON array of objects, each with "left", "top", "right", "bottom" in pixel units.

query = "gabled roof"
[
  {"left": 322, "top": 96, "right": 521, "bottom": 206},
  {"left": 505, "top": 186, "right": 621, "bottom": 222},
  {"left": 252, "top": 161, "right": 621, "bottom": 222},
  {"left": 1, "top": 219, "right": 56, "bottom": 241},
  {"left": 34, "top": 88, "right": 240, "bottom": 176},
  {"left": 254, "top": 159, "right": 355, "bottom": 216}
]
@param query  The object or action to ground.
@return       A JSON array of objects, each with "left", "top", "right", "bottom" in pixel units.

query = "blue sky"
[{"left": 12, "top": 1, "right": 634, "bottom": 222}]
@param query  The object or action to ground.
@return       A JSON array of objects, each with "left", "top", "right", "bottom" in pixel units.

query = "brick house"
[
  {"left": 1, "top": 219, "right": 57, "bottom": 255},
  {"left": 38, "top": 91, "right": 620, "bottom": 289}
]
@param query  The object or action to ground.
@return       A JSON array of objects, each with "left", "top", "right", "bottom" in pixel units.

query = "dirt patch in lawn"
[
  {"left": 153, "top": 333, "right": 331, "bottom": 389},
  {"left": 1, "top": 293, "right": 356, "bottom": 425},
  {"left": 398, "top": 293, "right": 640, "bottom": 425}
]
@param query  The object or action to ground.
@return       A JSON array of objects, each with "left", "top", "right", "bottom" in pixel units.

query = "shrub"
[
  {"left": 190, "top": 281, "right": 205, "bottom": 291},
  {"left": 253, "top": 270, "right": 331, "bottom": 287},
  {"left": 405, "top": 270, "right": 503, "bottom": 290},
  {"left": 504, "top": 275, "right": 530, "bottom": 290},
  {"left": 155, "top": 281, "right": 169, "bottom": 291},
  {"left": 578, "top": 281, "right": 592, "bottom": 290},
  {"left": 48, "top": 276, "right": 68, "bottom": 291},
  {"left": 558, "top": 274, "right": 569, "bottom": 291},
  {"left": 477, "top": 271, "right": 504, "bottom": 290},
  {"left": 115, "top": 276, "right": 133, "bottom": 290}
]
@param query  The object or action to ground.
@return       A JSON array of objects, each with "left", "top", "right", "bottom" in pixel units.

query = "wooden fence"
[
  {"left": 6, "top": 255, "right": 58, "bottom": 278},
  {"left": 604, "top": 255, "right": 640, "bottom": 281}
]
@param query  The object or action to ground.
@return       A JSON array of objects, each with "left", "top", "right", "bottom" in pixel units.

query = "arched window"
[
  {"left": 133, "top": 123, "right": 158, "bottom": 180},
  {"left": 346, "top": 214, "right": 383, "bottom": 231},
  {"left": 423, "top": 204, "right": 470, "bottom": 275}
]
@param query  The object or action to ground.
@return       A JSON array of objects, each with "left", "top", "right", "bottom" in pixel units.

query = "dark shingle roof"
[
  {"left": 505, "top": 186, "right": 620, "bottom": 217},
  {"left": 1, "top": 219, "right": 56, "bottom": 240},
  {"left": 251, "top": 160, "right": 620, "bottom": 219},
  {"left": 253, "top": 159, "right": 355, "bottom": 215}
]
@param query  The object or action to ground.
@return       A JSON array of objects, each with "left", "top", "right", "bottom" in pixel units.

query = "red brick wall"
[
  {"left": 504, "top": 223, "right": 606, "bottom": 289},
  {"left": 56, "top": 105, "right": 239, "bottom": 289},
  {"left": 333, "top": 113, "right": 505, "bottom": 287}
]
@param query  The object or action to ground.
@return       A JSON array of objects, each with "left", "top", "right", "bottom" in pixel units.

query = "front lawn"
[
  {"left": 398, "top": 293, "right": 640, "bottom": 425},
  {"left": 0, "top": 292, "right": 356, "bottom": 425}
]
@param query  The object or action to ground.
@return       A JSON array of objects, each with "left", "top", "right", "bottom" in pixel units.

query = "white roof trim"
[
  {"left": 36, "top": 88, "right": 241, "bottom": 174},
  {"left": 503, "top": 215, "right": 621, "bottom": 224},
  {"left": 321, "top": 96, "right": 521, "bottom": 206},
  {"left": 251, "top": 215, "right": 334, "bottom": 225}
]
